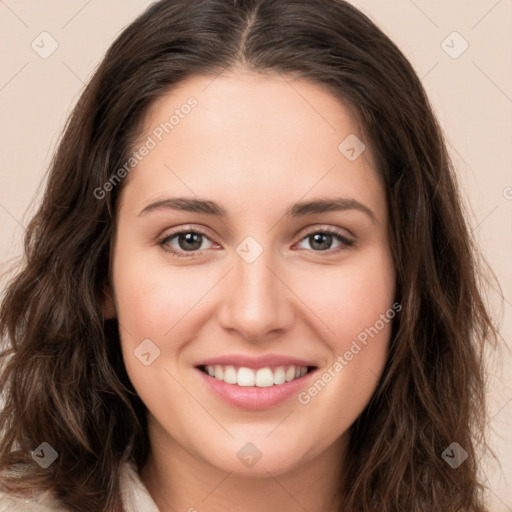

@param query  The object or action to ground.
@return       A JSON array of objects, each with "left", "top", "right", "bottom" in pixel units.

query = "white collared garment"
[{"left": 0, "top": 462, "right": 161, "bottom": 512}]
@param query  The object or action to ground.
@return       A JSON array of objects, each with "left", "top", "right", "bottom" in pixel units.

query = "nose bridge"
[{"left": 218, "top": 239, "right": 293, "bottom": 340}]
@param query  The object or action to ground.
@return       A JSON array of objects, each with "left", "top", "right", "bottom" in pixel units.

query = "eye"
[
  {"left": 158, "top": 228, "right": 217, "bottom": 257},
  {"left": 158, "top": 226, "right": 355, "bottom": 258},
  {"left": 295, "top": 228, "right": 355, "bottom": 254}
]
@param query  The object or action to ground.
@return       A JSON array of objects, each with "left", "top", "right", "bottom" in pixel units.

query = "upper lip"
[{"left": 195, "top": 354, "right": 318, "bottom": 369}]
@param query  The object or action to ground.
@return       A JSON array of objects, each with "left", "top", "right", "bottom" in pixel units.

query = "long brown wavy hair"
[{"left": 0, "top": 1, "right": 499, "bottom": 510}]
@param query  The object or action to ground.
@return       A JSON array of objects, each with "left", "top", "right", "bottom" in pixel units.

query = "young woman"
[{"left": 0, "top": 0, "right": 498, "bottom": 511}]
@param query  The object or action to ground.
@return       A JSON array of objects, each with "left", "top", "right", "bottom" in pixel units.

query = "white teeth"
[
  {"left": 255, "top": 368, "right": 274, "bottom": 387},
  {"left": 237, "top": 367, "right": 255, "bottom": 387},
  {"left": 285, "top": 366, "right": 296, "bottom": 382},
  {"left": 203, "top": 364, "right": 311, "bottom": 386},
  {"left": 223, "top": 365, "right": 237, "bottom": 384},
  {"left": 273, "top": 367, "right": 286, "bottom": 385},
  {"left": 214, "top": 365, "right": 224, "bottom": 380}
]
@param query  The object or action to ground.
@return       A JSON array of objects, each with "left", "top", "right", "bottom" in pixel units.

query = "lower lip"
[{"left": 196, "top": 368, "right": 316, "bottom": 410}]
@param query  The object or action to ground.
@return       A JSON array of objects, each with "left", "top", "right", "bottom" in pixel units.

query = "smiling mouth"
[{"left": 197, "top": 364, "right": 317, "bottom": 387}]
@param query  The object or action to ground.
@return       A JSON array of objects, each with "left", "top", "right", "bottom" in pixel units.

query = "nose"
[{"left": 217, "top": 250, "right": 295, "bottom": 342}]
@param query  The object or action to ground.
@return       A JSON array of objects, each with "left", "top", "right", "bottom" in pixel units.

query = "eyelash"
[{"left": 157, "top": 226, "right": 355, "bottom": 258}]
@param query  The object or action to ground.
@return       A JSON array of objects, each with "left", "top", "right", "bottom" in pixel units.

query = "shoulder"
[
  {"left": 0, "top": 462, "right": 159, "bottom": 512},
  {"left": 0, "top": 488, "right": 66, "bottom": 511},
  {"left": 0, "top": 464, "right": 66, "bottom": 511},
  {"left": 120, "top": 461, "right": 160, "bottom": 512}
]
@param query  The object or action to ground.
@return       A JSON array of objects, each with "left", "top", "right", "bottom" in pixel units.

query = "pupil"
[
  {"left": 311, "top": 233, "right": 331, "bottom": 251},
  {"left": 180, "top": 233, "right": 202, "bottom": 251}
]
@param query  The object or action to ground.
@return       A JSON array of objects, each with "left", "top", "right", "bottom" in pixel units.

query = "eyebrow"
[{"left": 138, "top": 196, "right": 377, "bottom": 223}]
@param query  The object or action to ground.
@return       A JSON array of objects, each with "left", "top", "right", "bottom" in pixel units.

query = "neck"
[{"left": 140, "top": 422, "right": 346, "bottom": 512}]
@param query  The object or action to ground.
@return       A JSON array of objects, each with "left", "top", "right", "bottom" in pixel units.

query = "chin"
[{"left": 193, "top": 434, "right": 315, "bottom": 477}]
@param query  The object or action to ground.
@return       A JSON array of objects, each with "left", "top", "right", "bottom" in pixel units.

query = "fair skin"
[{"left": 106, "top": 70, "right": 396, "bottom": 512}]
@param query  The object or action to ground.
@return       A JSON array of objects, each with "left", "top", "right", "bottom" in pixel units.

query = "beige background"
[{"left": 0, "top": 0, "right": 511, "bottom": 509}]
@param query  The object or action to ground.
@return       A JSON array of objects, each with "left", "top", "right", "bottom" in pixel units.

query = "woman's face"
[{"left": 109, "top": 70, "right": 396, "bottom": 476}]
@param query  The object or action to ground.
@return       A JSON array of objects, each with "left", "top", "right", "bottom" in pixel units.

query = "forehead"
[
  {"left": 138, "top": 70, "right": 368, "bottom": 160},
  {"left": 120, "top": 71, "right": 385, "bottom": 222}
]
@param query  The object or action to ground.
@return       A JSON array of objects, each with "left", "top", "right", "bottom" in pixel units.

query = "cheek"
[
  {"left": 293, "top": 246, "right": 395, "bottom": 411},
  {"left": 113, "top": 250, "right": 208, "bottom": 340},
  {"left": 111, "top": 253, "right": 201, "bottom": 419},
  {"left": 295, "top": 245, "right": 395, "bottom": 346},
  {"left": 111, "top": 247, "right": 219, "bottom": 398}
]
